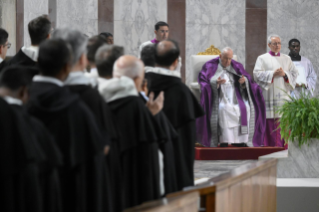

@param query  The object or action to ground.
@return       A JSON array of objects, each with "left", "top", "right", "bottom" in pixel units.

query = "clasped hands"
[
  {"left": 273, "top": 67, "right": 285, "bottom": 77},
  {"left": 217, "top": 75, "right": 246, "bottom": 85}
]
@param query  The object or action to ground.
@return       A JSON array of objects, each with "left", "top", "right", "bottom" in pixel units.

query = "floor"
[{"left": 194, "top": 160, "right": 254, "bottom": 180}]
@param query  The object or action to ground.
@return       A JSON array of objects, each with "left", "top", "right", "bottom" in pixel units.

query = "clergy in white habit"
[
  {"left": 288, "top": 38, "right": 317, "bottom": 99},
  {"left": 197, "top": 47, "right": 265, "bottom": 147},
  {"left": 253, "top": 34, "right": 298, "bottom": 147}
]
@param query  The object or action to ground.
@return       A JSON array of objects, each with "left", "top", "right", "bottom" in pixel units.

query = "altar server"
[{"left": 288, "top": 38, "right": 317, "bottom": 98}]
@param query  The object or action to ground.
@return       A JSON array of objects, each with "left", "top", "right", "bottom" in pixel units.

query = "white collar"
[
  {"left": 145, "top": 67, "right": 181, "bottom": 78},
  {"left": 98, "top": 76, "right": 138, "bottom": 102},
  {"left": 21, "top": 46, "right": 39, "bottom": 62},
  {"left": 33, "top": 75, "right": 64, "bottom": 87},
  {"left": 64, "top": 71, "right": 97, "bottom": 87},
  {"left": 0, "top": 57, "right": 3, "bottom": 64},
  {"left": 90, "top": 68, "right": 98, "bottom": 75},
  {"left": 140, "top": 91, "right": 149, "bottom": 101},
  {"left": 84, "top": 68, "right": 99, "bottom": 81},
  {"left": 3, "top": 96, "right": 23, "bottom": 106},
  {"left": 97, "top": 77, "right": 110, "bottom": 85}
]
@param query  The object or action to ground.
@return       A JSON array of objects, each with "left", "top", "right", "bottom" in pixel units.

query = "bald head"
[
  {"left": 113, "top": 55, "right": 144, "bottom": 79},
  {"left": 113, "top": 55, "right": 145, "bottom": 91},
  {"left": 155, "top": 39, "right": 180, "bottom": 69}
]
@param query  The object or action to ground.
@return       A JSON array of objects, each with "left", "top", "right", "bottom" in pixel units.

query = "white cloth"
[
  {"left": 21, "top": 46, "right": 39, "bottom": 62},
  {"left": 217, "top": 65, "right": 250, "bottom": 144},
  {"left": 3, "top": 96, "right": 23, "bottom": 105},
  {"left": 158, "top": 150, "right": 165, "bottom": 196},
  {"left": 0, "top": 57, "right": 3, "bottom": 64},
  {"left": 90, "top": 68, "right": 98, "bottom": 76},
  {"left": 64, "top": 71, "right": 97, "bottom": 87},
  {"left": 33, "top": 75, "right": 64, "bottom": 87},
  {"left": 145, "top": 67, "right": 181, "bottom": 78},
  {"left": 138, "top": 41, "right": 153, "bottom": 58},
  {"left": 140, "top": 91, "right": 149, "bottom": 101},
  {"left": 84, "top": 68, "right": 100, "bottom": 82},
  {"left": 291, "top": 56, "right": 317, "bottom": 98},
  {"left": 98, "top": 76, "right": 138, "bottom": 102},
  {"left": 253, "top": 53, "right": 298, "bottom": 118}
]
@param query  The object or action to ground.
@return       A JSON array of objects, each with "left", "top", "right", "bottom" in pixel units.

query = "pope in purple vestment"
[{"left": 196, "top": 56, "right": 266, "bottom": 147}]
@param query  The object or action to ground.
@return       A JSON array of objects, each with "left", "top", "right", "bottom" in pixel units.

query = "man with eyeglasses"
[
  {"left": 253, "top": 34, "right": 299, "bottom": 147},
  {"left": 0, "top": 28, "right": 11, "bottom": 72},
  {"left": 138, "top": 21, "right": 182, "bottom": 72}
]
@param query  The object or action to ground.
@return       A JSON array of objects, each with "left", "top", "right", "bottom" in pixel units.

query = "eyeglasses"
[
  {"left": 271, "top": 42, "right": 281, "bottom": 46},
  {"left": 4, "top": 42, "right": 11, "bottom": 49}
]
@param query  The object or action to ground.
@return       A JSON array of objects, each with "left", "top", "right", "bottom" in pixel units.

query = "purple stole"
[
  {"left": 151, "top": 38, "right": 159, "bottom": 44},
  {"left": 196, "top": 57, "right": 266, "bottom": 147}
]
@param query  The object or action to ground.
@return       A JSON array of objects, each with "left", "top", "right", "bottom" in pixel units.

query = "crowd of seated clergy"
[{"left": 0, "top": 14, "right": 316, "bottom": 212}]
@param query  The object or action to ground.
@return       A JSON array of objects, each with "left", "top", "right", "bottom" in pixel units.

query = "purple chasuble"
[
  {"left": 151, "top": 38, "right": 159, "bottom": 44},
  {"left": 264, "top": 119, "right": 285, "bottom": 147},
  {"left": 196, "top": 57, "right": 266, "bottom": 147}
]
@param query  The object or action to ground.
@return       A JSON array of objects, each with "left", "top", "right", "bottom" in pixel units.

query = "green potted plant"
[{"left": 277, "top": 91, "right": 319, "bottom": 146}]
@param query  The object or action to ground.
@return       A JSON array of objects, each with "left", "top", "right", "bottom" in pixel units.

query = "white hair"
[
  {"left": 52, "top": 28, "right": 88, "bottom": 65},
  {"left": 267, "top": 34, "right": 281, "bottom": 44},
  {"left": 113, "top": 58, "right": 143, "bottom": 79},
  {"left": 221, "top": 47, "right": 233, "bottom": 55}
]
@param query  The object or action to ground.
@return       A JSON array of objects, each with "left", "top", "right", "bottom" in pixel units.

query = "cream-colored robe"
[{"left": 253, "top": 53, "right": 298, "bottom": 118}]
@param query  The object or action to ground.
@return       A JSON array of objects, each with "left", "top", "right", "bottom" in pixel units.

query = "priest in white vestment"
[
  {"left": 288, "top": 38, "right": 317, "bottom": 98},
  {"left": 253, "top": 34, "right": 298, "bottom": 147}
]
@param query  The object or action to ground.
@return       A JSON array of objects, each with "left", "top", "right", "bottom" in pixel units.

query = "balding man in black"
[{"left": 145, "top": 39, "right": 204, "bottom": 190}]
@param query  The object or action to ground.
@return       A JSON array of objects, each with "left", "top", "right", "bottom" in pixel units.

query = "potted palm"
[
  {"left": 274, "top": 91, "right": 319, "bottom": 178},
  {"left": 277, "top": 91, "right": 319, "bottom": 146}
]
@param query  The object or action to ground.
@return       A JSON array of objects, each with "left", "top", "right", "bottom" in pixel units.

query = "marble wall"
[
  {"left": 114, "top": 0, "right": 167, "bottom": 56},
  {"left": 55, "top": 0, "right": 98, "bottom": 37},
  {"left": 24, "top": 0, "right": 48, "bottom": 47},
  {"left": 268, "top": 0, "right": 319, "bottom": 96},
  {"left": 0, "top": 0, "right": 16, "bottom": 56},
  {"left": 260, "top": 140, "right": 319, "bottom": 178},
  {"left": 185, "top": 0, "right": 246, "bottom": 86}
]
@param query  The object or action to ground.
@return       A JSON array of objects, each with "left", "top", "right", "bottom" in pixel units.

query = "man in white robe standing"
[
  {"left": 253, "top": 34, "right": 298, "bottom": 147},
  {"left": 288, "top": 38, "right": 317, "bottom": 98}
]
